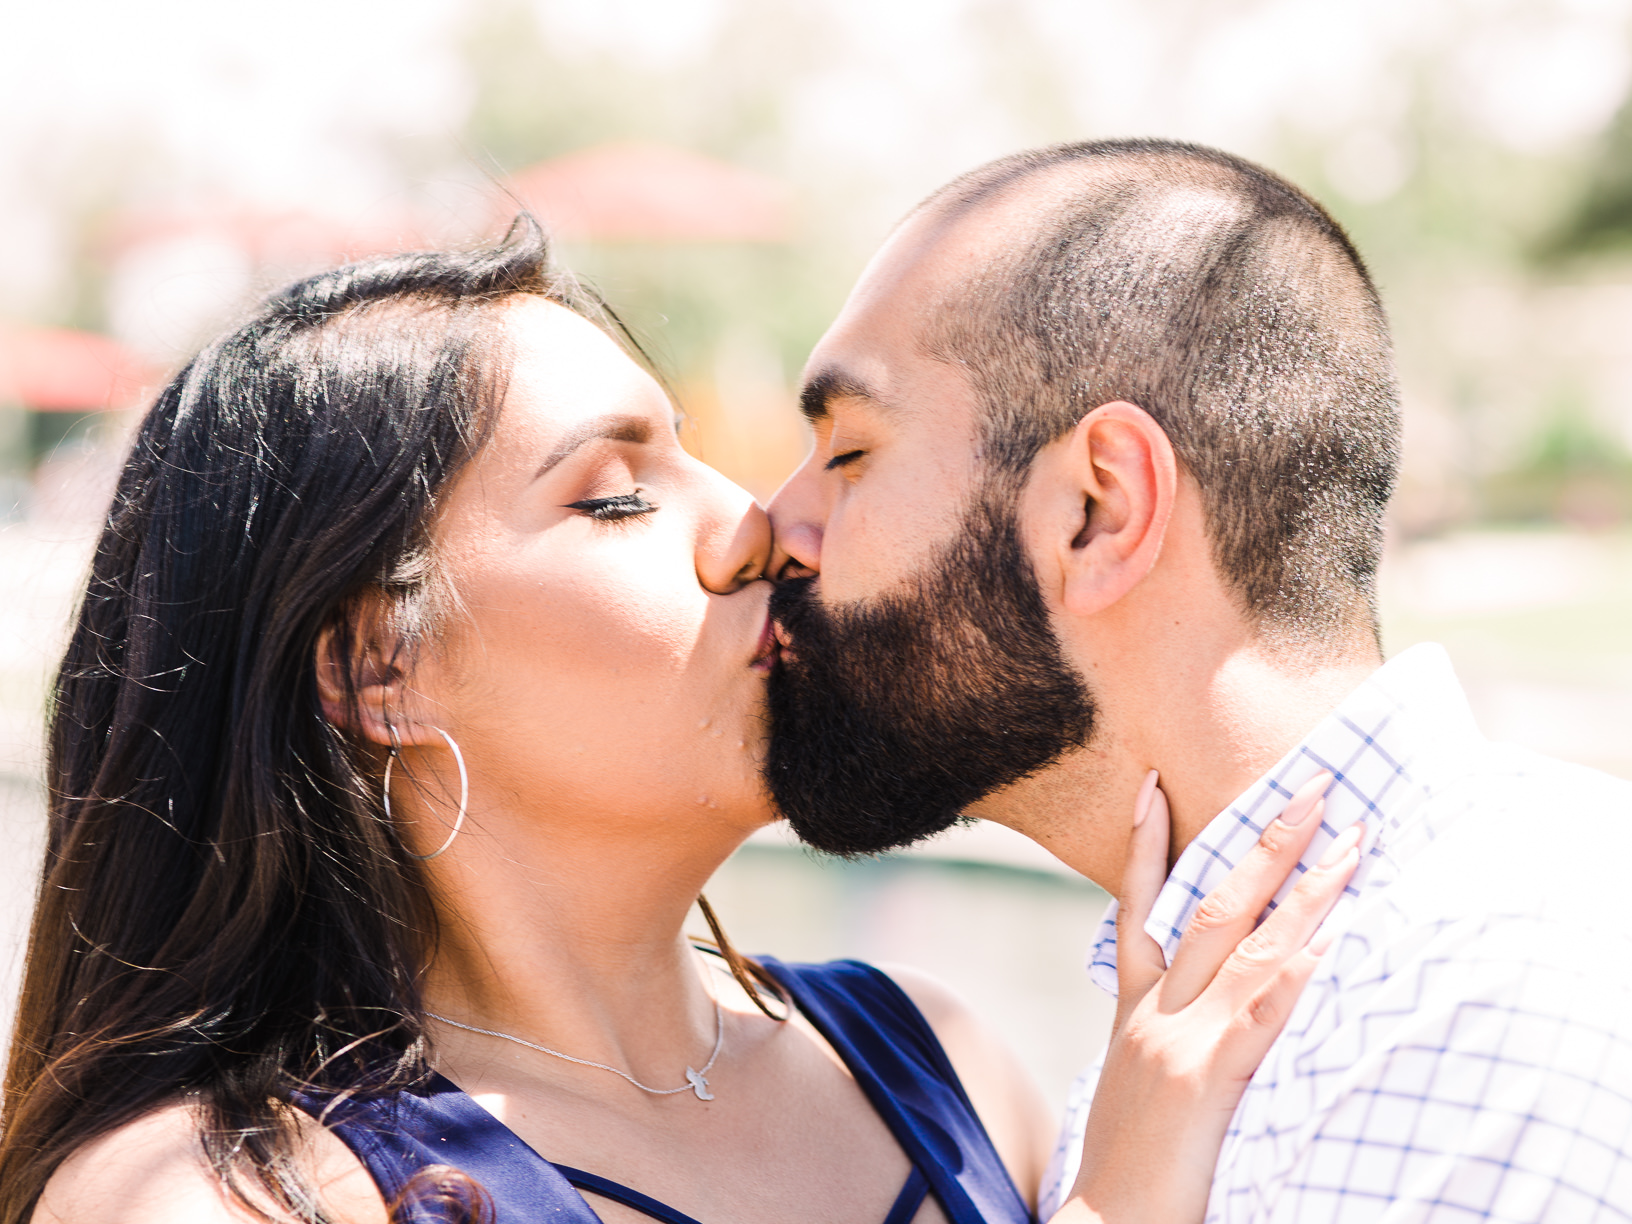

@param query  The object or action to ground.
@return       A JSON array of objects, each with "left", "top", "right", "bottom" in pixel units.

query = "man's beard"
[{"left": 765, "top": 487, "right": 1096, "bottom": 856}]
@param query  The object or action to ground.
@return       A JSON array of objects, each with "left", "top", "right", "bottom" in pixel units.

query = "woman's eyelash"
[
  {"left": 825, "top": 450, "right": 865, "bottom": 471},
  {"left": 565, "top": 491, "right": 659, "bottom": 522}
]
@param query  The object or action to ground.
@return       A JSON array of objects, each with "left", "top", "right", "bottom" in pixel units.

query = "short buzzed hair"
[{"left": 920, "top": 139, "right": 1400, "bottom": 649}]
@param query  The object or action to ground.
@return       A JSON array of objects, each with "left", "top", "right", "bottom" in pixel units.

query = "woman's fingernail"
[
  {"left": 1132, "top": 769, "right": 1159, "bottom": 828},
  {"left": 1280, "top": 796, "right": 1323, "bottom": 828},
  {"left": 1309, "top": 925, "right": 1335, "bottom": 956},
  {"left": 1317, "top": 823, "right": 1364, "bottom": 869},
  {"left": 1279, "top": 772, "right": 1333, "bottom": 827}
]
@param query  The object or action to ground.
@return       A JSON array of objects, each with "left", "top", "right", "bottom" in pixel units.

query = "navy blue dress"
[{"left": 293, "top": 957, "right": 1033, "bottom": 1224}]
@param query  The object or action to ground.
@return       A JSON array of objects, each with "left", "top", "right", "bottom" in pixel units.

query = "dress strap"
[
  {"left": 554, "top": 1164, "right": 706, "bottom": 1224},
  {"left": 883, "top": 1165, "right": 930, "bottom": 1224},
  {"left": 290, "top": 1077, "right": 606, "bottom": 1223},
  {"left": 758, "top": 957, "right": 1033, "bottom": 1224}
]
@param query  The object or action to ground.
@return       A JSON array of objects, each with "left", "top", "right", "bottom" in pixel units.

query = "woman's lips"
[
  {"left": 750, "top": 614, "right": 781, "bottom": 675},
  {"left": 770, "top": 621, "right": 795, "bottom": 666}
]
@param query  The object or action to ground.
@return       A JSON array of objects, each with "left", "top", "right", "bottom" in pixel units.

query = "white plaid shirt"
[{"left": 1042, "top": 643, "right": 1632, "bottom": 1222}]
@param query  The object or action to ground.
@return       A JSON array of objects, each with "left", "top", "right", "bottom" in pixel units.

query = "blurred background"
[{"left": 7, "top": 0, "right": 1632, "bottom": 1115}]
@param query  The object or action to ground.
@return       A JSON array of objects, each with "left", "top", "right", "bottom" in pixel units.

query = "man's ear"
[
  {"left": 313, "top": 603, "right": 438, "bottom": 749},
  {"left": 1050, "top": 401, "right": 1178, "bottom": 617}
]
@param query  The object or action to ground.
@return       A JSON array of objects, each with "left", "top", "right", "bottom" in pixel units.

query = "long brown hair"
[{"left": 0, "top": 220, "right": 620, "bottom": 1221}]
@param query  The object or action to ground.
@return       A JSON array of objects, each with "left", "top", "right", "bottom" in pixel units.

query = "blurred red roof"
[
  {"left": 109, "top": 204, "right": 425, "bottom": 267},
  {"left": 0, "top": 323, "right": 156, "bottom": 412},
  {"left": 507, "top": 142, "right": 792, "bottom": 243}
]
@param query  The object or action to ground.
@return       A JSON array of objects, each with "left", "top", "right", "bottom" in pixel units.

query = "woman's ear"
[
  {"left": 1051, "top": 401, "right": 1178, "bottom": 617},
  {"left": 313, "top": 601, "right": 424, "bottom": 749}
]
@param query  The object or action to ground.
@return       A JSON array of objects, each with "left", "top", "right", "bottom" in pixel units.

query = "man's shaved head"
[{"left": 916, "top": 139, "right": 1399, "bottom": 648}]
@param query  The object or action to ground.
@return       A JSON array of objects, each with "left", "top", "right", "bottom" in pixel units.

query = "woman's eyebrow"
[{"left": 533, "top": 414, "right": 652, "bottom": 480}]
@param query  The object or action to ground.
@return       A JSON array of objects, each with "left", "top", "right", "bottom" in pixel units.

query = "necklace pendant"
[{"left": 685, "top": 1067, "right": 714, "bottom": 1101}]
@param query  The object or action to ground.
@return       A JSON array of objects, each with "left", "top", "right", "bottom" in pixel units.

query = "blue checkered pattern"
[{"left": 1042, "top": 644, "right": 1632, "bottom": 1221}]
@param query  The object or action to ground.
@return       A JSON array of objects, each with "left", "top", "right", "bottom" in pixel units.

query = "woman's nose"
[{"left": 695, "top": 473, "right": 773, "bottom": 594}]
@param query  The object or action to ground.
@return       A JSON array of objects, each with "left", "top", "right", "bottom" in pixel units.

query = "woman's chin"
[{"left": 688, "top": 784, "right": 778, "bottom": 836}]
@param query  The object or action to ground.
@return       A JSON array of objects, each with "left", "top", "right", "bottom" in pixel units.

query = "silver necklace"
[{"left": 426, "top": 996, "right": 725, "bottom": 1101}]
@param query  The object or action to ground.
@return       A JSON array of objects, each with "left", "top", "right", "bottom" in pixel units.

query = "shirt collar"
[{"left": 1087, "top": 642, "right": 1485, "bottom": 996}]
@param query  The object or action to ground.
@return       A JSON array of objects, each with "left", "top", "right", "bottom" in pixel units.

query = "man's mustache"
[{"left": 761, "top": 511, "right": 1096, "bottom": 857}]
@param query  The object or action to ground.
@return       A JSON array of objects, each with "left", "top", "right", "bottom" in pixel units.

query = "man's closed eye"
[{"left": 825, "top": 450, "right": 866, "bottom": 471}]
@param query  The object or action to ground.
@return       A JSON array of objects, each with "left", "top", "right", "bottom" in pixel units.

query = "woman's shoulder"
[
  {"left": 34, "top": 1098, "right": 387, "bottom": 1224},
  {"left": 872, "top": 964, "right": 1056, "bottom": 1206},
  {"left": 768, "top": 957, "right": 1055, "bottom": 1210},
  {"left": 768, "top": 957, "right": 1048, "bottom": 1105}
]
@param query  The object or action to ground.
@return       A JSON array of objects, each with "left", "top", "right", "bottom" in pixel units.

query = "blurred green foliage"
[
  {"left": 1482, "top": 397, "right": 1632, "bottom": 525},
  {"left": 1546, "top": 93, "right": 1632, "bottom": 260}
]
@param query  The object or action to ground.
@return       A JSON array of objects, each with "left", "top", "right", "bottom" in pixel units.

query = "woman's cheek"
[{"left": 566, "top": 551, "right": 713, "bottom": 664}]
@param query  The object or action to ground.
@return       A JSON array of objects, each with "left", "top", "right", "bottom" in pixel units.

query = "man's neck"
[
  {"left": 969, "top": 641, "right": 1379, "bottom": 892},
  {"left": 1156, "top": 646, "right": 1379, "bottom": 848}
]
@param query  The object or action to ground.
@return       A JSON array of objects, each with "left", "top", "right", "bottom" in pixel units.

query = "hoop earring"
[{"left": 382, "top": 725, "right": 469, "bottom": 860}]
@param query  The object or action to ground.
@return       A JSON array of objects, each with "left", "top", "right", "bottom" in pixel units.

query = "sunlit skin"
[{"left": 768, "top": 176, "right": 1381, "bottom": 892}]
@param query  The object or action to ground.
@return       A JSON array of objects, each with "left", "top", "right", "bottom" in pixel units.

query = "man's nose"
[{"left": 766, "top": 460, "right": 825, "bottom": 580}]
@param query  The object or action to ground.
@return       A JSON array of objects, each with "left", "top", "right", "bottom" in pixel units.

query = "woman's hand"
[{"left": 1051, "top": 770, "right": 1361, "bottom": 1224}]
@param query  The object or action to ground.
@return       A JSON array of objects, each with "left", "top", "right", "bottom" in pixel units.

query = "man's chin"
[{"left": 776, "top": 799, "right": 968, "bottom": 859}]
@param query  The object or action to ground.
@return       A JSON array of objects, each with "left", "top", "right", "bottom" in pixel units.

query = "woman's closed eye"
[{"left": 566, "top": 491, "right": 659, "bottom": 522}]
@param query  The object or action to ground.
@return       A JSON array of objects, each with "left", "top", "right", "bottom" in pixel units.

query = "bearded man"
[{"left": 766, "top": 139, "right": 1632, "bottom": 1221}]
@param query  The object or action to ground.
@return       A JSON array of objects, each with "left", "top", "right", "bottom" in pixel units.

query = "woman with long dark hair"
[{"left": 2, "top": 222, "right": 1356, "bottom": 1224}]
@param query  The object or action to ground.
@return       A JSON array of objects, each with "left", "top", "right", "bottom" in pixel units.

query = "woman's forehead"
[{"left": 497, "top": 297, "right": 667, "bottom": 442}]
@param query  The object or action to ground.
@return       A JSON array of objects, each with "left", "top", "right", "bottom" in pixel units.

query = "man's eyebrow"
[
  {"left": 534, "top": 413, "right": 652, "bottom": 480},
  {"left": 798, "top": 368, "right": 894, "bottom": 424}
]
